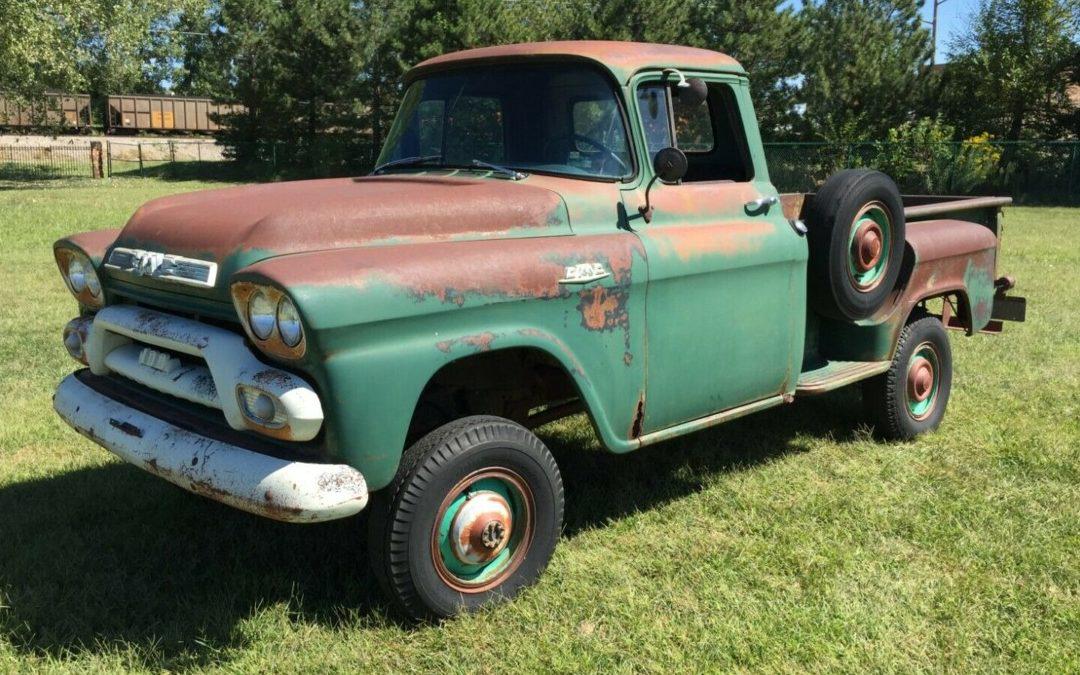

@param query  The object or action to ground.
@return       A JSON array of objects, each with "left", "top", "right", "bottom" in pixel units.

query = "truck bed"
[{"left": 780, "top": 193, "right": 1013, "bottom": 233}]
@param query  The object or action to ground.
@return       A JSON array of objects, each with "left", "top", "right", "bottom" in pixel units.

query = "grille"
[{"left": 105, "top": 247, "right": 218, "bottom": 288}]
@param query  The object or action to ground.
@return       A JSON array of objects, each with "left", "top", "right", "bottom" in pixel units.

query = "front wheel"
[
  {"left": 863, "top": 314, "right": 953, "bottom": 440},
  {"left": 367, "top": 416, "right": 564, "bottom": 620}
]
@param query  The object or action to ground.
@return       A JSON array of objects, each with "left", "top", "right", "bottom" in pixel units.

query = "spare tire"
[{"left": 806, "top": 169, "right": 906, "bottom": 321}]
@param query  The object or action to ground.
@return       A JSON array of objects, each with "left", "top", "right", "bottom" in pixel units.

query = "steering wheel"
[{"left": 544, "top": 133, "right": 629, "bottom": 174}]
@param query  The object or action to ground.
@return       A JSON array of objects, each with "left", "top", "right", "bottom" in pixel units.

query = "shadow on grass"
[{"left": 0, "top": 388, "right": 865, "bottom": 667}]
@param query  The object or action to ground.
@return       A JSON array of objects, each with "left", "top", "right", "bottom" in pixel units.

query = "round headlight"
[
  {"left": 276, "top": 296, "right": 303, "bottom": 347},
  {"left": 85, "top": 267, "right": 101, "bottom": 297},
  {"left": 67, "top": 257, "right": 87, "bottom": 292},
  {"left": 248, "top": 290, "right": 275, "bottom": 340}
]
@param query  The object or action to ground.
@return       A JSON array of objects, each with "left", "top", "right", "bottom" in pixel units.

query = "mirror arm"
[{"left": 638, "top": 175, "right": 659, "bottom": 223}]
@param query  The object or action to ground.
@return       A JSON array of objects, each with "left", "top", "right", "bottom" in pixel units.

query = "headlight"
[
  {"left": 277, "top": 296, "right": 303, "bottom": 347},
  {"left": 248, "top": 290, "right": 275, "bottom": 340},
  {"left": 68, "top": 257, "right": 88, "bottom": 292},
  {"left": 231, "top": 282, "right": 307, "bottom": 359},
  {"left": 55, "top": 248, "right": 104, "bottom": 308}
]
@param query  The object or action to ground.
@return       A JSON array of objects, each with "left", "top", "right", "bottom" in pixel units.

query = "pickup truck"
[{"left": 52, "top": 41, "right": 1026, "bottom": 619}]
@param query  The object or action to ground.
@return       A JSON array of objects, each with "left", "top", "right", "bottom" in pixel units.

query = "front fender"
[
  {"left": 235, "top": 235, "right": 648, "bottom": 490},
  {"left": 54, "top": 228, "right": 121, "bottom": 265}
]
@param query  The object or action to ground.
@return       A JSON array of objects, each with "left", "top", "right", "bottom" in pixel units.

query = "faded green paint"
[
  {"left": 621, "top": 71, "right": 806, "bottom": 431},
  {"left": 54, "top": 45, "right": 1012, "bottom": 498}
]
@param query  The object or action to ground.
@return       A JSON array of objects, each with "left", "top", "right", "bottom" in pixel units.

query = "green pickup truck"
[{"left": 52, "top": 41, "right": 1025, "bottom": 619}]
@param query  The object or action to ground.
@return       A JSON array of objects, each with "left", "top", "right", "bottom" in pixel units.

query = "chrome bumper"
[{"left": 53, "top": 374, "right": 368, "bottom": 523}]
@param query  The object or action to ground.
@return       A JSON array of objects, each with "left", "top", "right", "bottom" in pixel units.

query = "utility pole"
[{"left": 929, "top": 0, "right": 949, "bottom": 66}]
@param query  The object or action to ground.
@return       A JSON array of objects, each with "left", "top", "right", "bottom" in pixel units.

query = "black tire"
[
  {"left": 863, "top": 314, "right": 953, "bottom": 440},
  {"left": 807, "top": 169, "right": 906, "bottom": 321},
  {"left": 367, "top": 415, "right": 564, "bottom": 620}
]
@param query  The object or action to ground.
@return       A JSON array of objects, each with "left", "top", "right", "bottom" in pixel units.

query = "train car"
[
  {"left": 106, "top": 95, "right": 244, "bottom": 133},
  {"left": 0, "top": 93, "right": 92, "bottom": 129}
]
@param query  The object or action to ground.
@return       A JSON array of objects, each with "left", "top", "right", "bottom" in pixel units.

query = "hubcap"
[
  {"left": 853, "top": 220, "right": 884, "bottom": 272},
  {"left": 906, "top": 342, "right": 940, "bottom": 420},
  {"left": 847, "top": 202, "right": 892, "bottom": 292},
  {"left": 449, "top": 490, "right": 513, "bottom": 565},
  {"left": 432, "top": 469, "right": 534, "bottom": 593}
]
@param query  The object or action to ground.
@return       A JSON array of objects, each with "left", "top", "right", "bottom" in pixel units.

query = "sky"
[
  {"left": 784, "top": 0, "right": 981, "bottom": 64},
  {"left": 928, "top": 0, "right": 980, "bottom": 63}
]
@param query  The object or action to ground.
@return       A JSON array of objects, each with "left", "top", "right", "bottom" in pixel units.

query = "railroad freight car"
[
  {"left": 106, "top": 95, "right": 244, "bottom": 133},
  {"left": 0, "top": 93, "right": 92, "bottom": 129}
]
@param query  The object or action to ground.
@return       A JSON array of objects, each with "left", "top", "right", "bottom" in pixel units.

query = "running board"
[{"left": 796, "top": 360, "right": 891, "bottom": 396}]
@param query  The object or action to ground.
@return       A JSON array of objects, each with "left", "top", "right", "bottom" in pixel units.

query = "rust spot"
[
  {"left": 578, "top": 286, "right": 628, "bottom": 332},
  {"left": 109, "top": 418, "right": 143, "bottom": 438},
  {"left": 191, "top": 373, "right": 217, "bottom": 398},
  {"left": 623, "top": 351, "right": 633, "bottom": 365},
  {"left": 435, "top": 331, "right": 497, "bottom": 353},
  {"left": 630, "top": 393, "right": 645, "bottom": 439},
  {"left": 253, "top": 369, "right": 293, "bottom": 389},
  {"left": 316, "top": 470, "right": 366, "bottom": 493}
]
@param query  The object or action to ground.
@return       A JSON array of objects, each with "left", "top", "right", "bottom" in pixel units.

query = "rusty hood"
[{"left": 107, "top": 174, "right": 572, "bottom": 300}]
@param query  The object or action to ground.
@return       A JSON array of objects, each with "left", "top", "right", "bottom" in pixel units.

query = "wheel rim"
[
  {"left": 432, "top": 468, "right": 535, "bottom": 593},
  {"left": 906, "top": 341, "right": 940, "bottom": 421},
  {"left": 847, "top": 202, "right": 892, "bottom": 292}
]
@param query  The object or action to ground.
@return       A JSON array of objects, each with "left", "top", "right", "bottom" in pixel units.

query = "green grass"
[{"left": 1, "top": 179, "right": 1078, "bottom": 673}]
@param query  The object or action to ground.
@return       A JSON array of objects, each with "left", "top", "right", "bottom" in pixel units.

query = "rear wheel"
[
  {"left": 367, "top": 415, "right": 563, "bottom": 620},
  {"left": 863, "top": 314, "right": 953, "bottom": 440}
]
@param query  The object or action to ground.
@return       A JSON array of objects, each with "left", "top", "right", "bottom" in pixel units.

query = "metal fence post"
[
  {"left": 137, "top": 142, "right": 144, "bottom": 177},
  {"left": 106, "top": 140, "right": 112, "bottom": 177},
  {"left": 1070, "top": 142, "right": 1079, "bottom": 194},
  {"left": 89, "top": 140, "right": 103, "bottom": 178}
]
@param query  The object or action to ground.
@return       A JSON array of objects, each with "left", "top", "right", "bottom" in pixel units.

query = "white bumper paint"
[
  {"left": 82, "top": 305, "right": 323, "bottom": 441},
  {"left": 53, "top": 374, "right": 368, "bottom": 522}
]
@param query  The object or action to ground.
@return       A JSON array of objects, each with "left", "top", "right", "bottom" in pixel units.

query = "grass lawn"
[{"left": 0, "top": 178, "right": 1077, "bottom": 673}]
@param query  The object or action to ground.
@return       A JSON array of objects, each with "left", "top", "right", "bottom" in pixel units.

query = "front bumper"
[{"left": 54, "top": 373, "right": 369, "bottom": 522}]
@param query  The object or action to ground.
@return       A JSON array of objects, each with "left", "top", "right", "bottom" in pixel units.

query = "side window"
[
  {"left": 636, "top": 79, "right": 753, "bottom": 183},
  {"left": 682, "top": 83, "right": 752, "bottom": 182},
  {"left": 636, "top": 84, "right": 672, "bottom": 163},
  {"left": 446, "top": 95, "right": 504, "bottom": 162},
  {"left": 671, "top": 91, "right": 714, "bottom": 153}
]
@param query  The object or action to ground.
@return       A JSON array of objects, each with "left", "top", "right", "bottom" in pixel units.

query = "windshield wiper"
[
  {"left": 470, "top": 159, "right": 526, "bottom": 181},
  {"left": 371, "top": 154, "right": 442, "bottom": 175}
]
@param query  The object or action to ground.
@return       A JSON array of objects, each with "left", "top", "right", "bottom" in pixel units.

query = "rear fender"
[{"left": 817, "top": 219, "right": 997, "bottom": 362}]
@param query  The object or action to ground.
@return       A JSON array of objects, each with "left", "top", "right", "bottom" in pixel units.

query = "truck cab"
[{"left": 51, "top": 41, "right": 1024, "bottom": 619}]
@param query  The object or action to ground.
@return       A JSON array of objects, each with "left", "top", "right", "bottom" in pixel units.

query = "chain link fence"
[
  {"left": 2, "top": 137, "right": 1078, "bottom": 203},
  {"left": 763, "top": 141, "right": 1080, "bottom": 203}
]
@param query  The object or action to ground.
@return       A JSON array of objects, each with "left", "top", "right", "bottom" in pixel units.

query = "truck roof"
[{"left": 408, "top": 40, "right": 745, "bottom": 84}]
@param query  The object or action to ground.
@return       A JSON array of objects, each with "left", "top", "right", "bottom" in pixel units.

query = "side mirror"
[
  {"left": 676, "top": 78, "right": 709, "bottom": 107},
  {"left": 639, "top": 147, "right": 687, "bottom": 223},
  {"left": 653, "top": 147, "right": 688, "bottom": 184}
]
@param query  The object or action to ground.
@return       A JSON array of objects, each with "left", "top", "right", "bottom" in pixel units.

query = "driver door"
[{"left": 625, "top": 74, "right": 808, "bottom": 433}]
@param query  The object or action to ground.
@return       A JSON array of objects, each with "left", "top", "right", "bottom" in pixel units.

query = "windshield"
[{"left": 376, "top": 64, "right": 634, "bottom": 180}]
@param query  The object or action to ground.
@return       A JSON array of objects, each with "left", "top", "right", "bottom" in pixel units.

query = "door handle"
[{"left": 744, "top": 195, "right": 778, "bottom": 213}]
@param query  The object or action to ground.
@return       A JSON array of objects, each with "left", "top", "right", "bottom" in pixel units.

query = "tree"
[
  {"left": 798, "top": 0, "right": 931, "bottom": 141},
  {"left": 688, "top": 0, "right": 807, "bottom": 139},
  {"left": 0, "top": 0, "right": 85, "bottom": 99},
  {"left": 936, "top": 0, "right": 1080, "bottom": 142}
]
